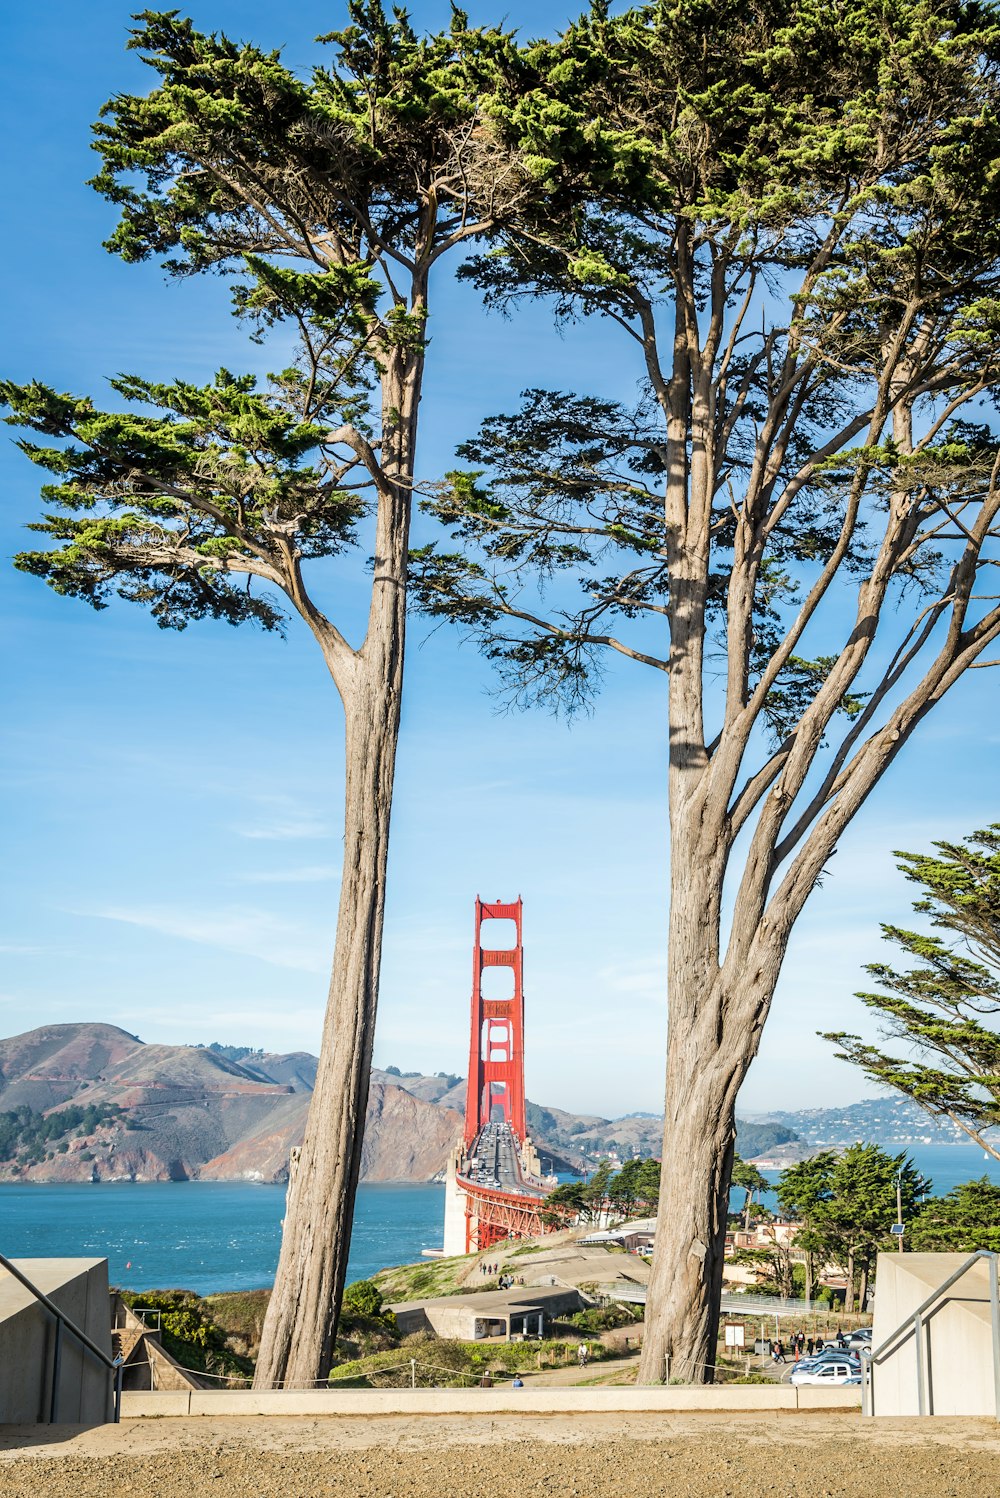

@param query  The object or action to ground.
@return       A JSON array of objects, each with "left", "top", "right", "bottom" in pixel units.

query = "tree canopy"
[
  {"left": 4, "top": 4, "right": 531, "bottom": 661},
  {"left": 408, "top": 0, "right": 1000, "bottom": 1380},
  {"left": 908, "top": 1176, "right": 1000, "bottom": 1251},
  {"left": 825, "top": 826, "right": 1000, "bottom": 1159}
]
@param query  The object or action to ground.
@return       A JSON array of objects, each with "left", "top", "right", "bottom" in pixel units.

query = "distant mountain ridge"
[
  {"left": 0, "top": 1024, "right": 462, "bottom": 1185},
  {"left": 5, "top": 1022, "right": 953, "bottom": 1185},
  {"left": 748, "top": 1096, "right": 972, "bottom": 1149}
]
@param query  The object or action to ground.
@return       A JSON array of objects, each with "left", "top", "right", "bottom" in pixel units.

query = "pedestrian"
[
  {"left": 578, "top": 1342, "right": 589, "bottom": 1367},
  {"left": 772, "top": 1339, "right": 785, "bottom": 1365},
  {"left": 511, "top": 1374, "right": 524, "bottom": 1389},
  {"left": 806, "top": 1337, "right": 814, "bottom": 1357}
]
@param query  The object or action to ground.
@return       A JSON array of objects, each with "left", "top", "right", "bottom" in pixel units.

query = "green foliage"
[
  {"left": 908, "top": 1177, "right": 1000, "bottom": 1252},
  {"left": 341, "top": 1282, "right": 392, "bottom": 1318},
  {"left": 825, "top": 826, "right": 1000, "bottom": 1158},
  {"left": 775, "top": 1144, "right": 927, "bottom": 1307},
  {"left": 120, "top": 1289, "right": 252, "bottom": 1380},
  {"left": 540, "top": 1154, "right": 660, "bottom": 1225},
  {"left": 735, "top": 1122, "right": 799, "bottom": 1157},
  {"left": 416, "top": 0, "right": 1000, "bottom": 721},
  {"left": 205, "top": 1044, "right": 264, "bottom": 1064},
  {"left": 5, "top": 5, "right": 540, "bottom": 641},
  {"left": 0, "top": 1103, "right": 122, "bottom": 1165},
  {"left": 204, "top": 1289, "right": 272, "bottom": 1359},
  {"left": 565, "top": 1302, "right": 643, "bottom": 1334}
]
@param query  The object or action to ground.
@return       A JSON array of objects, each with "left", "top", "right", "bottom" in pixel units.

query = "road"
[{"left": 462, "top": 1121, "right": 547, "bottom": 1198}]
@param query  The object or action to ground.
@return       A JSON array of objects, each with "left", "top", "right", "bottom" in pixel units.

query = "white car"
[{"left": 789, "top": 1358, "right": 858, "bottom": 1386}]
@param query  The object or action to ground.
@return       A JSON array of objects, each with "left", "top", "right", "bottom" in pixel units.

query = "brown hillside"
[
  {"left": 0, "top": 1024, "right": 463, "bottom": 1185},
  {"left": 0, "top": 1023, "right": 143, "bottom": 1111}
]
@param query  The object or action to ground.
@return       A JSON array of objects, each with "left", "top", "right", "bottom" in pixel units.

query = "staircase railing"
[
  {"left": 861, "top": 1250, "right": 1000, "bottom": 1418},
  {"left": 0, "top": 1251, "right": 124, "bottom": 1423}
]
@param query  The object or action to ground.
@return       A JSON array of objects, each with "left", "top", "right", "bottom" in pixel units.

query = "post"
[
  {"left": 914, "top": 1312, "right": 926, "bottom": 1416},
  {"left": 896, "top": 1172, "right": 904, "bottom": 1253},
  {"left": 664, "top": 1352, "right": 671, "bottom": 1382},
  {"left": 48, "top": 1317, "right": 63, "bottom": 1424},
  {"left": 410, "top": 1358, "right": 416, "bottom": 1390},
  {"left": 113, "top": 1355, "right": 124, "bottom": 1424},
  {"left": 989, "top": 1253, "right": 1000, "bottom": 1420}
]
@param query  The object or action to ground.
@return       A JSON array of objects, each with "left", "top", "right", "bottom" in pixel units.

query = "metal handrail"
[
  {"left": 861, "top": 1250, "right": 1000, "bottom": 1419},
  {"left": 0, "top": 1251, "right": 124, "bottom": 1423}
]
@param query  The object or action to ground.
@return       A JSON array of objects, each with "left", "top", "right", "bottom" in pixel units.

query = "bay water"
[
  {"left": 0, "top": 1181, "right": 444, "bottom": 1295},
  {"left": 1, "top": 1141, "right": 997, "bottom": 1296}
]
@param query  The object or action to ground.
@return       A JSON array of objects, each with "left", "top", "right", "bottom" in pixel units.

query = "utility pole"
[{"left": 896, "top": 1171, "right": 904, "bottom": 1253}]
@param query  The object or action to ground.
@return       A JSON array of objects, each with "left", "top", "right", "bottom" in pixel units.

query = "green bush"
[
  {"left": 120, "top": 1290, "right": 252, "bottom": 1381},
  {"left": 564, "top": 1303, "right": 643, "bottom": 1334},
  {"left": 343, "top": 1279, "right": 387, "bottom": 1319}
]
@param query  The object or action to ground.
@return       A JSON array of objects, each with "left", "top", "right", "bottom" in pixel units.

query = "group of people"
[
  {"left": 769, "top": 1327, "right": 849, "bottom": 1364},
  {"left": 478, "top": 1262, "right": 524, "bottom": 1290}
]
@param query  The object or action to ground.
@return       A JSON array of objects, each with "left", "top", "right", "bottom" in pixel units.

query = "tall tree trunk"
[
  {"left": 637, "top": 796, "right": 792, "bottom": 1382},
  {"left": 844, "top": 1249, "right": 856, "bottom": 1315},
  {"left": 254, "top": 334, "right": 420, "bottom": 1388},
  {"left": 253, "top": 665, "right": 402, "bottom": 1387},
  {"left": 636, "top": 825, "right": 744, "bottom": 1384},
  {"left": 859, "top": 1259, "right": 870, "bottom": 1313},
  {"left": 639, "top": 1045, "right": 736, "bottom": 1384}
]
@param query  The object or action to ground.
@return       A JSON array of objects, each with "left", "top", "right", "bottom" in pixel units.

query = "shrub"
[{"left": 120, "top": 1290, "right": 252, "bottom": 1381}]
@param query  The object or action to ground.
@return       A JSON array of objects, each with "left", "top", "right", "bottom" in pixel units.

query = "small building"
[
  {"left": 579, "top": 1218, "right": 656, "bottom": 1255},
  {"left": 389, "top": 1284, "right": 583, "bottom": 1341},
  {"left": 0, "top": 1258, "right": 113, "bottom": 1424}
]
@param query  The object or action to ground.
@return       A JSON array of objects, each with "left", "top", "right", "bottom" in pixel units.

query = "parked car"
[
  {"left": 789, "top": 1359, "right": 859, "bottom": 1386},
  {"left": 848, "top": 1328, "right": 873, "bottom": 1351},
  {"left": 789, "top": 1348, "right": 860, "bottom": 1372}
]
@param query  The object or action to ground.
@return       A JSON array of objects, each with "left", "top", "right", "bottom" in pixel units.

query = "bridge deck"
[{"left": 458, "top": 1121, "right": 547, "bottom": 1200}]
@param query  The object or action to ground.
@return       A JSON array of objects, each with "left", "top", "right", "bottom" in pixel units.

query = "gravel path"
[{"left": 2, "top": 1413, "right": 1000, "bottom": 1497}]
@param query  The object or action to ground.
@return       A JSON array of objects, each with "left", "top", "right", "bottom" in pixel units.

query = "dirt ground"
[{"left": 2, "top": 1412, "right": 999, "bottom": 1497}]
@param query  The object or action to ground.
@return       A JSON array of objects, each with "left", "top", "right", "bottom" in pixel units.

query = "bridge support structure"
[
  {"left": 463, "top": 898, "right": 526, "bottom": 1146},
  {"left": 443, "top": 898, "right": 559, "bottom": 1256}
]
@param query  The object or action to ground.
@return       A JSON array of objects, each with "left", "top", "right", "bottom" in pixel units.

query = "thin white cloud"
[
  {"left": 235, "top": 816, "right": 333, "bottom": 842},
  {"left": 81, "top": 904, "right": 328, "bottom": 974},
  {"left": 232, "top": 793, "right": 335, "bottom": 842}
]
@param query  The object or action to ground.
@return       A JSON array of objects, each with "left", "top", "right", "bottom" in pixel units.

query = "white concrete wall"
[
  {"left": 121, "top": 1385, "right": 860, "bottom": 1417},
  {"left": 870, "top": 1252, "right": 999, "bottom": 1417},
  {"left": 0, "top": 1258, "right": 113, "bottom": 1424}
]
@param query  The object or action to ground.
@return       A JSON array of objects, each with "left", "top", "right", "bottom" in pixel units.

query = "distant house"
[{"left": 388, "top": 1284, "right": 583, "bottom": 1342}]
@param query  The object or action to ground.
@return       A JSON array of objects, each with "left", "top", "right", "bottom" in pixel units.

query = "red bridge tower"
[{"left": 463, "top": 897, "right": 526, "bottom": 1146}]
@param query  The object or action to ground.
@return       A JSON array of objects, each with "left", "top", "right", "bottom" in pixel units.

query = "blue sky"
[{"left": 2, "top": 1, "right": 998, "bottom": 1119}]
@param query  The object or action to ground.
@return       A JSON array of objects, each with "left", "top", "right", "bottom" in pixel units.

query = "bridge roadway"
[{"left": 460, "top": 1120, "right": 547, "bottom": 1199}]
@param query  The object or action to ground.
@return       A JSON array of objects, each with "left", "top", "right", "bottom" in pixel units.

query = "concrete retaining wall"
[
  {"left": 0, "top": 1259, "right": 112, "bottom": 1424},
  {"left": 121, "top": 1385, "right": 860, "bottom": 1417},
  {"left": 870, "top": 1252, "right": 999, "bottom": 1417}
]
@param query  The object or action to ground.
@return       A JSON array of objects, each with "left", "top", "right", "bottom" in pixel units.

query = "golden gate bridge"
[{"left": 442, "top": 898, "right": 558, "bottom": 1255}]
